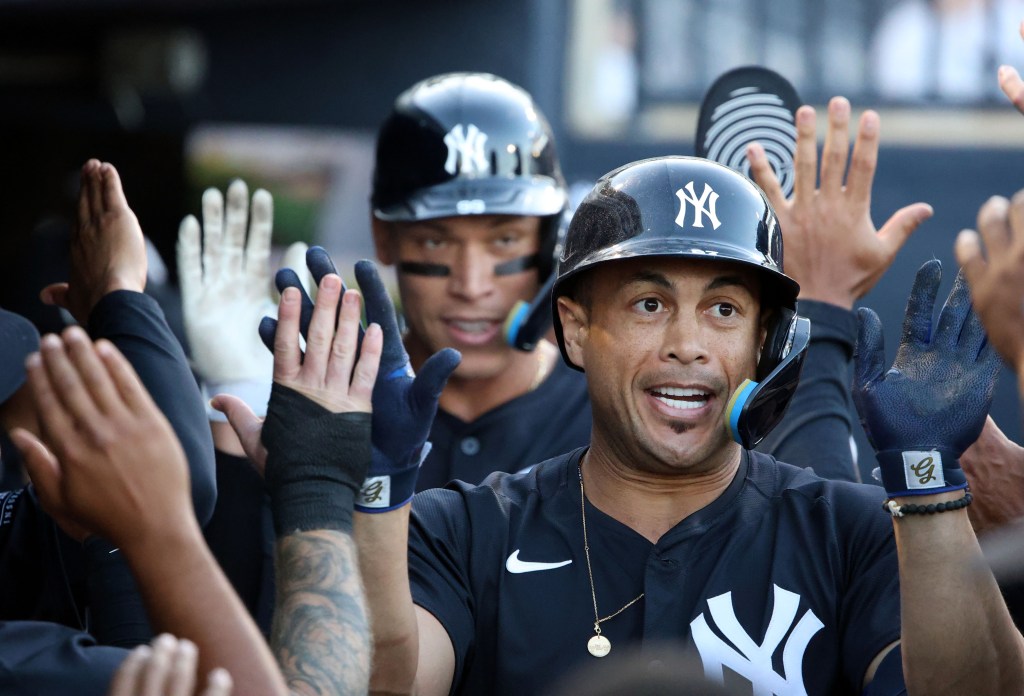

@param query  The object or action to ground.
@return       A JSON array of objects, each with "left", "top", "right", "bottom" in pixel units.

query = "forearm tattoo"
[{"left": 272, "top": 530, "right": 370, "bottom": 695}]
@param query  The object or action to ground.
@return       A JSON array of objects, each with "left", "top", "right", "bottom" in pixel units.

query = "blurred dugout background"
[{"left": 0, "top": 0, "right": 1020, "bottom": 479}]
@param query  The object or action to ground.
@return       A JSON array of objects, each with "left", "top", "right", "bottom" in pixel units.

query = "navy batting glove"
[
  {"left": 853, "top": 260, "right": 999, "bottom": 498},
  {"left": 258, "top": 247, "right": 341, "bottom": 353},
  {"left": 354, "top": 259, "right": 461, "bottom": 512}
]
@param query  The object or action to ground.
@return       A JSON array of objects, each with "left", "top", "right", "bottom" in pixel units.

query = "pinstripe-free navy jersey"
[{"left": 409, "top": 448, "right": 900, "bottom": 695}]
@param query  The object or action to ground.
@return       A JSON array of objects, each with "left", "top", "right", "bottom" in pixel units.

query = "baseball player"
[
  {"left": 333, "top": 157, "right": 1021, "bottom": 694},
  {"left": 367, "top": 72, "right": 591, "bottom": 490}
]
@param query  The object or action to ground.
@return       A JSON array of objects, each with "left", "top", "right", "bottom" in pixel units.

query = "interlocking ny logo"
[
  {"left": 691, "top": 584, "right": 823, "bottom": 696},
  {"left": 675, "top": 181, "right": 722, "bottom": 230},
  {"left": 444, "top": 123, "right": 489, "bottom": 175}
]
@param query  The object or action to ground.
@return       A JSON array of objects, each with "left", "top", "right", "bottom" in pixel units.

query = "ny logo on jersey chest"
[
  {"left": 675, "top": 181, "right": 722, "bottom": 230},
  {"left": 444, "top": 123, "right": 489, "bottom": 176},
  {"left": 690, "top": 584, "right": 823, "bottom": 696}
]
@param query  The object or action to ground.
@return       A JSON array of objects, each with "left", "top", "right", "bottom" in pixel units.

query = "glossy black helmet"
[
  {"left": 552, "top": 156, "right": 808, "bottom": 448},
  {"left": 372, "top": 73, "right": 567, "bottom": 272}
]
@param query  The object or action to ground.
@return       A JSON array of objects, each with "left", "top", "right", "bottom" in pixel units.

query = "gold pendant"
[{"left": 587, "top": 634, "right": 611, "bottom": 657}]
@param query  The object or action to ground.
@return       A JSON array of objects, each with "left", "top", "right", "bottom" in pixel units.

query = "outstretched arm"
[
  {"left": 748, "top": 98, "right": 931, "bottom": 481},
  {"left": 10, "top": 328, "right": 286, "bottom": 696},
  {"left": 854, "top": 261, "right": 1024, "bottom": 694}
]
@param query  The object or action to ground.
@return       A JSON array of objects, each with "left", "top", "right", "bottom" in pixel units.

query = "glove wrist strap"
[
  {"left": 354, "top": 443, "right": 431, "bottom": 514},
  {"left": 876, "top": 448, "right": 967, "bottom": 498}
]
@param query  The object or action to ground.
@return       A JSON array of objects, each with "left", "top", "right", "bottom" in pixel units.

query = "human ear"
[
  {"left": 371, "top": 217, "right": 397, "bottom": 266},
  {"left": 557, "top": 296, "right": 589, "bottom": 369}
]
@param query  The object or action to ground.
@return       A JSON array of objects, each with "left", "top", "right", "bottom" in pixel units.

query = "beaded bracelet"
[{"left": 884, "top": 492, "right": 973, "bottom": 518}]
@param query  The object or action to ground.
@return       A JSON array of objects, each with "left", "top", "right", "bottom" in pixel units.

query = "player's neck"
[
  {"left": 408, "top": 338, "right": 557, "bottom": 423},
  {"left": 580, "top": 440, "right": 741, "bottom": 544}
]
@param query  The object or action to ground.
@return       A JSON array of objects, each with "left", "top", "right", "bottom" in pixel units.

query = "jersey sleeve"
[
  {"left": 0, "top": 621, "right": 126, "bottom": 695},
  {"left": 408, "top": 487, "right": 477, "bottom": 691},
  {"left": 757, "top": 300, "right": 860, "bottom": 482},
  {"left": 87, "top": 290, "right": 217, "bottom": 524}
]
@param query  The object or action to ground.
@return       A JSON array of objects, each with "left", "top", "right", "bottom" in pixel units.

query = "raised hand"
[
  {"left": 748, "top": 98, "right": 932, "bottom": 309},
  {"left": 178, "top": 180, "right": 311, "bottom": 421},
  {"left": 954, "top": 191, "right": 1024, "bottom": 386},
  {"left": 10, "top": 327, "right": 193, "bottom": 549},
  {"left": 41, "top": 160, "right": 147, "bottom": 323},
  {"left": 853, "top": 260, "right": 1000, "bottom": 499},
  {"left": 108, "top": 635, "right": 233, "bottom": 696}
]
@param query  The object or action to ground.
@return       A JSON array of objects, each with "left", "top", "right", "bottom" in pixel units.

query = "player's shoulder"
[
  {"left": 411, "top": 448, "right": 583, "bottom": 526},
  {"left": 747, "top": 449, "right": 889, "bottom": 525}
]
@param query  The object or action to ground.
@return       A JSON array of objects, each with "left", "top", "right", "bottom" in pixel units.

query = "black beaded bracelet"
[{"left": 884, "top": 492, "right": 973, "bottom": 518}]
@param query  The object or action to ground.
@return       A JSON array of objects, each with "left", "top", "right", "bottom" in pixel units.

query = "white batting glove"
[{"left": 177, "top": 180, "right": 310, "bottom": 421}]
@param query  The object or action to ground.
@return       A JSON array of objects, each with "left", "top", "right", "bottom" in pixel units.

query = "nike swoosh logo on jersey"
[{"left": 505, "top": 549, "right": 572, "bottom": 574}]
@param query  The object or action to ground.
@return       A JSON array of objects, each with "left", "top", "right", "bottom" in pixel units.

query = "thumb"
[
  {"left": 40, "top": 283, "right": 70, "bottom": 309},
  {"left": 410, "top": 348, "right": 461, "bottom": 412},
  {"left": 877, "top": 202, "right": 933, "bottom": 258},
  {"left": 10, "top": 427, "right": 64, "bottom": 508},
  {"left": 210, "top": 394, "right": 268, "bottom": 476}
]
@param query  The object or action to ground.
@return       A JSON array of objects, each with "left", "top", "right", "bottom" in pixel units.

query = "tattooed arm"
[{"left": 273, "top": 532, "right": 369, "bottom": 695}]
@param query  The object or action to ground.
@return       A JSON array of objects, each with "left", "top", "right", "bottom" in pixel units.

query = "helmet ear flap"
[{"left": 756, "top": 306, "right": 797, "bottom": 381}]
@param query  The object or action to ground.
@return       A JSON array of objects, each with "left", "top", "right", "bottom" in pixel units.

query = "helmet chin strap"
[{"left": 397, "top": 252, "right": 540, "bottom": 277}]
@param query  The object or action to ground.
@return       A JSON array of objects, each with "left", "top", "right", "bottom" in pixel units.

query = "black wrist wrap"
[{"left": 261, "top": 383, "right": 371, "bottom": 536}]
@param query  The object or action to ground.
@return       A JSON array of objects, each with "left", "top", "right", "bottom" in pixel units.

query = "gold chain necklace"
[{"left": 578, "top": 464, "right": 644, "bottom": 657}]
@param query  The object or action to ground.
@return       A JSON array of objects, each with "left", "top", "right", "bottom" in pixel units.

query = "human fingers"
[
  {"left": 305, "top": 245, "right": 340, "bottom": 287},
  {"left": 746, "top": 143, "right": 787, "bottom": 210},
  {"left": 792, "top": 106, "right": 817, "bottom": 203},
  {"left": 326, "top": 289, "right": 364, "bottom": 389},
  {"left": 95, "top": 339, "right": 156, "bottom": 415},
  {"left": 106, "top": 645, "right": 150, "bottom": 696},
  {"left": 23, "top": 350, "right": 76, "bottom": 458},
  {"left": 199, "top": 668, "right": 233, "bottom": 696},
  {"left": 39, "top": 283, "right": 70, "bottom": 310},
  {"left": 1009, "top": 189, "right": 1024, "bottom": 251},
  {"left": 61, "top": 327, "right": 125, "bottom": 415},
  {"left": 845, "top": 110, "right": 880, "bottom": 208},
  {"left": 245, "top": 189, "right": 274, "bottom": 290},
  {"left": 302, "top": 274, "right": 343, "bottom": 377},
  {"left": 9, "top": 426, "right": 64, "bottom": 516},
  {"left": 977, "top": 195, "right": 1012, "bottom": 257},
  {"left": 876, "top": 202, "right": 933, "bottom": 260},
  {"left": 999, "top": 64, "right": 1024, "bottom": 115},
  {"left": 819, "top": 96, "right": 851, "bottom": 197},
  {"left": 350, "top": 322, "right": 382, "bottom": 406},
  {"left": 139, "top": 634, "right": 176, "bottom": 696},
  {"left": 86, "top": 159, "right": 104, "bottom": 227},
  {"left": 100, "top": 162, "right": 130, "bottom": 211},
  {"left": 273, "top": 287, "right": 303, "bottom": 383},
  {"left": 210, "top": 394, "right": 267, "bottom": 476},
  {"left": 77, "top": 160, "right": 96, "bottom": 232},
  {"left": 955, "top": 229, "right": 987, "bottom": 289},
  {"left": 274, "top": 268, "right": 315, "bottom": 339},
  {"left": 223, "top": 180, "right": 249, "bottom": 279},
  {"left": 165, "top": 638, "right": 198, "bottom": 696},
  {"left": 201, "top": 188, "right": 225, "bottom": 281},
  {"left": 39, "top": 333, "right": 102, "bottom": 434}
]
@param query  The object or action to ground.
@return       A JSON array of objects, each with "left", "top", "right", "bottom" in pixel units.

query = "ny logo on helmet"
[
  {"left": 675, "top": 181, "right": 722, "bottom": 230},
  {"left": 444, "top": 123, "right": 489, "bottom": 176}
]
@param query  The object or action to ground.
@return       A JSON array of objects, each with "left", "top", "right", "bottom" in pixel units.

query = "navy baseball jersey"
[
  {"left": 409, "top": 448, "right": 900, "bottom": 695},
  {"left": 416, "top": 358, "right": 591, "bottom": 490}
]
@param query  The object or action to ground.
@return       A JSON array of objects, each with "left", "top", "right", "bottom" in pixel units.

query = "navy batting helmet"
[{"left": 552, "top": 156, "right": 810, "bottom": 448}]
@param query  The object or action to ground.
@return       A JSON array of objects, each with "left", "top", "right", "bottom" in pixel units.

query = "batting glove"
[{"left": 853, "top": 260, "right": 1000, "bottom": 498}]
